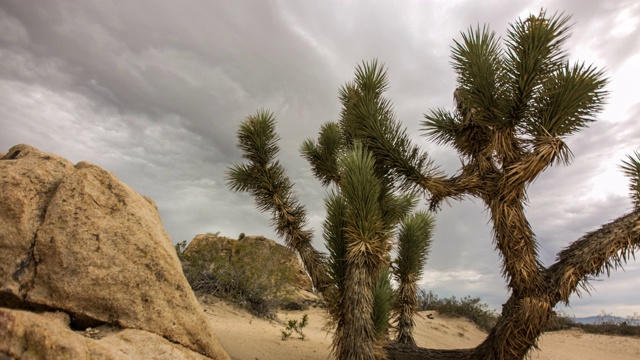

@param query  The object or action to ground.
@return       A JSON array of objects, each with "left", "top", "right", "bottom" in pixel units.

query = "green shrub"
[
  {"left": 580, "top": 322, "right": 640, "bottom": 337},
  {"left": 174, "top": 240, "right": 188, "bottom": 261},
  {"left": 417, "top": 290, "right": 499, "bottom": 332},
  {"left": 544, "top": 310, "right": 577, "bottom": 332},
  {"left": 577, "top": 312, "right": 640, "bottom": 337},
  {"left": 281, "top": 314, "right": 309, "bottom": 340},
  {"left": 178, "top": 235, "right": 296, "bottom": 319},
  {"left": 544, "top": 310, "right": 640, "bottom": 337}
]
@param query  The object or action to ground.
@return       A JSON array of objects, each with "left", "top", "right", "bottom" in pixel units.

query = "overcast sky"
[{"left": 1, "top": 0, "right": 638, "bottom": 318}]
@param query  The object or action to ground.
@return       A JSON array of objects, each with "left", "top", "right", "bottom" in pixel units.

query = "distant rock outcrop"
[
  {"left": 0, "top": 144, "right": 229, "bottom": 360},
  {"left": 187, "top": 234, "right": 313, "bottom": 292}
]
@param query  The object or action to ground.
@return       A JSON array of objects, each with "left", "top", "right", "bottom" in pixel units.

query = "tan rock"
[
  {"left": 0, "top": 307, "right": 115, "bottom": 359},
  {"left": 0, "top": 307, "right": 212, "bottom": 360},
  {"left": 26, "top": 161, "right": 228, "bottom": 359},
  {"left": 0, "top": 145, "right": 230, "bottom": 359},
  {"left": 0, "top": 145, "right": 75, "bottom": 306},
  {"left": 187, "top": 234, "right": 313, "bottom": 292}
]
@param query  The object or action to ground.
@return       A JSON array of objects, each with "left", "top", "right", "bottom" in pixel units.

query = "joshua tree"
[
  {"left": 227, "top": 9, "right": 640, "bottom": 360},
  {"left": 353, "top": 11, "right": 640, "bottom": 360},
  {"left": 227, "top": 65, "right": 434, "bottom": 359},
  {"left": 322, "top": 143, "right": 396, "bottom": 359}
]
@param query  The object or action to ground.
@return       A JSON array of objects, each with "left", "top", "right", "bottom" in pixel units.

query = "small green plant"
[
  {"left": 238, "top": 232, "right": 246, "bottom": 240},
  {"left": 174, "top": 240, "right": 188, "bottom": 261},
  {"left": 281, "top": 314, "right": 309, "bottom": 340}
]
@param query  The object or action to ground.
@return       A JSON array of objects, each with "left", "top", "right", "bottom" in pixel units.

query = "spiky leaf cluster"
[
  {"left": 424, "top": 10, "right": 607, "bottom": 177},
  {"left": 393, "top": 211, "right": 435, "bottom": 346},
  {"left": 621, "top": 151, "right": 640, "bottom": 210}
]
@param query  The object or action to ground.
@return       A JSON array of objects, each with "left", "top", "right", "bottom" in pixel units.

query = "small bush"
[
  {"left": 238, "top": 232, "right": 246, "bottom": 240},
  {"left": 281, "top": 314, "right": 309, "bottom": 340},
  {"left": 417, "top": 290, "right": 499, "bottom": 332},
  {"left": 281, "top": 300, "right": 309, "bottom": 311},
  {"left": 580, "top": 322, "right": 640, "bottom": 337},
  {"left": 178, "top": 235, "right": 296, "bottom": 319},
  {"left": 544, "top": 310, "right": 640, "bottom": 337},
  {"left": 544, "top": 310, "right": 577, "bottom": 332},
  {"left": 174, "top": 240, "right": 188, "bottom": 261},
  {"left": 579, "top": 312, "right": 640, "bottom": 337}
]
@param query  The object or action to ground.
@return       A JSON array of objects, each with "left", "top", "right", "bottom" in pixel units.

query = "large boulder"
[
  {"left": 186, "top": 234, "right": 313, "bottom": 292},
  {"left": 0, "top": 145, "right": 229, "bottom": 359}
]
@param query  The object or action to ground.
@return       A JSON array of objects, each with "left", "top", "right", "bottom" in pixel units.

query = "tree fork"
[{"left": 382, "top": 209, "right": 640, "bottom": 360}]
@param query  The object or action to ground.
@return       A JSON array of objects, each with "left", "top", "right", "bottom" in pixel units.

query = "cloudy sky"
[{"left": 1, "top": 0, "right": 638, "bottom": 318}]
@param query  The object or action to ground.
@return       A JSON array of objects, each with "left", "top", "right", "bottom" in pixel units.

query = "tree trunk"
[
  {"left": 470, "top": 294, "right": 552, "bottom": 360},
  {"left": 384, "top": 343, "right": 473, "bottom": 360},
  {"left": 336, "top": 261, "right": 377, "bottom": 360},
  {"left": 487, "top": 198, "right": 544, "bottom": 295},
  {"left": 383, "top": 295, "right": 553, "bottom": 360}
]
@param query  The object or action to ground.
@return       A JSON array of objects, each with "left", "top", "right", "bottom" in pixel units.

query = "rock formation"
[
  {"left": 187, "top": 233, "right": 313, "bottom": 292},
  {"left": 0, "top": 308, "right": 211, "bottom": 360},
  {"left": 0, "top": 144, "right": 229, "bottom": 360}
]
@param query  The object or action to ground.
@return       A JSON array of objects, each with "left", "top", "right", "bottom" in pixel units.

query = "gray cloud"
[{"left": 1, "top": 0, "right": 638, "bottom": 318}]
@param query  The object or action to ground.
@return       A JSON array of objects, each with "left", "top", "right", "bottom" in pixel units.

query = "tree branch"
[{"left": 546, "top": 210, "right": 640, "bottom": 304}]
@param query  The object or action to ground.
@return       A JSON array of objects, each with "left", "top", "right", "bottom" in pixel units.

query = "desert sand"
[{"left": 201, "top": 296, "right": 640, "bottom": 360}]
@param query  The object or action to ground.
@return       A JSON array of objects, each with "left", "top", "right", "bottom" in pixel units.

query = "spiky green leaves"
[
  {"left": 339, "top": 143, "right": 388, "bottom": 266},
  {"left": 621, "top": 151, "right": 640, "bottom": 210},
  {"left": 301, "top": 121, "right": 344, "bottom": 186},
  {"left": 504, "top": 11, "right": 571, "bottom": 124},
  {"left": 340, "top": 61, "right": 442, "bottom": 193},
  {"left": 235, "top": 111, "right": 281, "bottom": 167},
  {"left": 512, "top": 13, "right": 608, "bottom": 141},
  {"left": 226, "top": 112, "right": 303, "bottom": 221},
  {"left": 423, "top": 10, "right": 608, "bottom": 173},
  {"left": 451, "top": 24, "right": 504, "bottom": 127},
  {"left": 422, "top": 109, "right": 459, "bottom": 148},
  {"left": 394, "top": 211, "right": 435, "bottom": 282},
  {"left": 393, "top": 211, "right": 435, "bottom": 345},
  {"left": 530, "top": 62, "right": 607, "bottom": 139}
]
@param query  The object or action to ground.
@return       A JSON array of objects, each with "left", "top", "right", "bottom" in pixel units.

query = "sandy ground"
[{"left": 202, "top": 296, "right": 640, "bottom": 360}]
